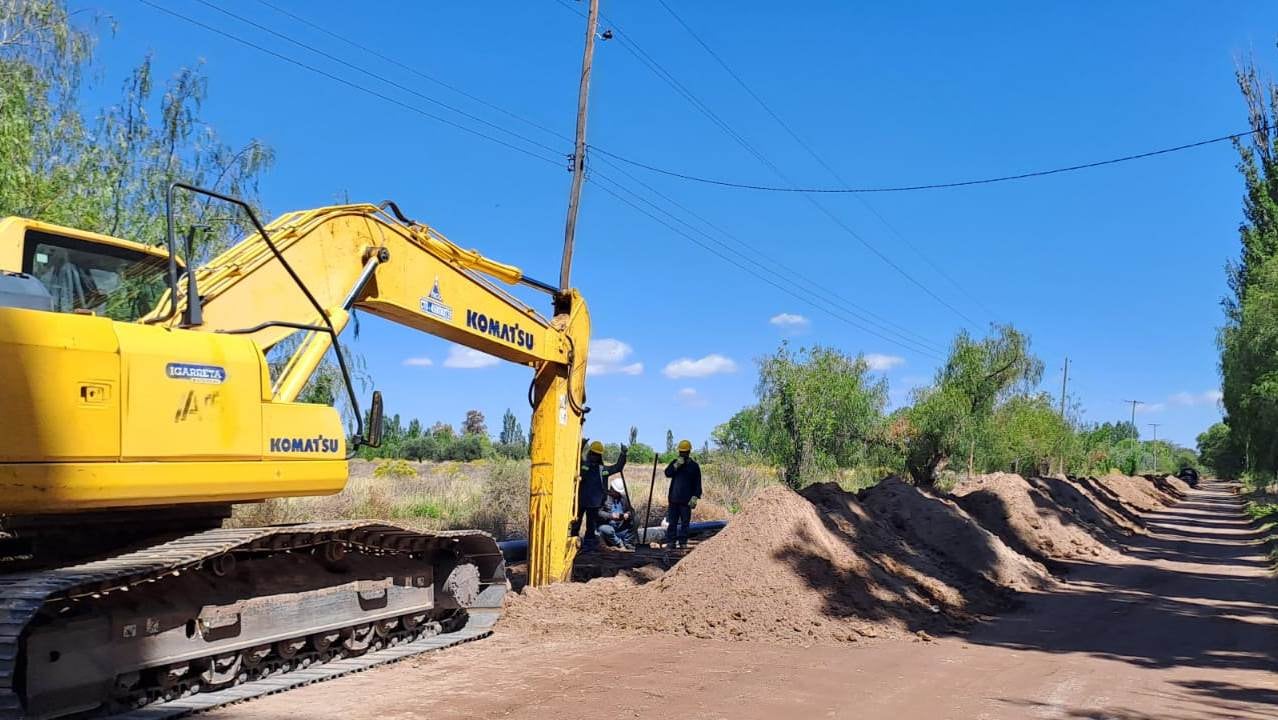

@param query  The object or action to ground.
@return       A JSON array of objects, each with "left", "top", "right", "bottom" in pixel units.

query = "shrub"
[
  {"left": 395, "top": 499, "right": 443, "bottom": 519},
  {"left": 373, "top": 459, "right": 416, "bottom": 481}
]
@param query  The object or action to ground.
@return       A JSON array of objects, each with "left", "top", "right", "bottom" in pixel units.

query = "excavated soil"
[
  {"left": 1097, "top": 473, "right": 1182, "bottom": 512},
  {"left": 857, "top": 478, "right": 1052, "bottom": 592},
  {"left": 951, "top": 473, "right": 1117, "bottom": 570},
  {"left": 1028, "top": 474, "right": 1146, "bottom": 539},
  {"left": 501, "top": 472, "right": 1184, "bottom": 647}
]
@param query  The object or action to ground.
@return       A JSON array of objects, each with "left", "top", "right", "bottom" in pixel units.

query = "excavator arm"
[{"left": 162, "top": 193, "right": 592, "bottom": 587}]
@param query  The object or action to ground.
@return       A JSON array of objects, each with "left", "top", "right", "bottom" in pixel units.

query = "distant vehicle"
[{"left": 1177, "top": 467, "right": 1200, "bottom": 488}]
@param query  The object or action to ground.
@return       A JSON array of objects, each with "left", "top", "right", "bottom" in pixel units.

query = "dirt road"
[{"left": 214, "top": 482, "right": 1276, "bottom": 719}]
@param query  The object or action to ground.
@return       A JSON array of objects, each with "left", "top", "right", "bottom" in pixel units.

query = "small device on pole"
[{"left": 558, "top": 0, "right": 600, "bottom": 291}]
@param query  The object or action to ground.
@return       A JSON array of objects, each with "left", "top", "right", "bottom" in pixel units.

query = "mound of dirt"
[
  {"left": 951, "top": 473, "right": 1116, "bottom": 570},
  {"left": 1026, "top": 475, "right": 1144, "bottom": 539},
  {"left": 1095, "top": 473, "right": 1179, "bottom": 512},
  {"left": 502, "top": 481, "right": 1052, "bottom": 645},
  {"left": 858, "top": 479, "right": 1052, "bottom": 593}
]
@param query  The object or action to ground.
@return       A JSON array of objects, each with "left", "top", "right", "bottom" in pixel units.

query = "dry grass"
[
  {"left": 229, "top": 459, "right": 528, "bottom": 539},
  {"left": 228, "top": 457, "right": 890, "bottom": 539}
]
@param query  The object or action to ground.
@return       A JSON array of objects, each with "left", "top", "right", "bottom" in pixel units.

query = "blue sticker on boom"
[{"left": 166, "top": 363, "right": 227, "bottom": 385}]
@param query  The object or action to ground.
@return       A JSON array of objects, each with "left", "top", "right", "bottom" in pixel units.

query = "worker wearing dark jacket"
[
  {"left": 578, "top": 440, "right": 627, "bottom": 551},
  {"left": 663, "top": 439, "right": 702, "bottom": 549}
]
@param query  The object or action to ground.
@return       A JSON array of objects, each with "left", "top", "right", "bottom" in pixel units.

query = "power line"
[
  {"left": 191, "top": 0, "right": 566, "bottom": 158},
  {"left": 592, "top": 128, "right": 1262, "bottom": 194},
  {"left": 251, "top": 0, "right": 569, "bottom": 144},
  {"left": 142, "top": 0, "right": 946, "bottom": 356},
  {"left": 654, "top": 0, "right": 996, "bottom": 320},
  {"left": 553, "top": 0, "right": 980, "bottom": 328},
  {"left": 589, "top": 165, "right": 943, "bottom": 355},
  {"left": 590, "top": 153, "right": 942, "bottom": 352},
  {"left": 587, "top": 171, "right": 943, "bottom": 359},
  {"left": 136, "top": 0, "right": 566, "bottom": 169}
]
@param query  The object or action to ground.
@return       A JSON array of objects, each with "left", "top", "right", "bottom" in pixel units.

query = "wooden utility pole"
[
  {"left": 1058, "top": 357, "right": 1069, "bottom": 417},
  {"left": 1123, "top": 399, "right": 1143, "bottom": 432},
  {"left": 559, "top": 0, "right": 600, "bottom": 291},
  {"left": 1057, "top": 357, "right": 1069, "bottom": 475},
  {"left": 1148, "top": 423, "right": 1161, "bottom": 473}
]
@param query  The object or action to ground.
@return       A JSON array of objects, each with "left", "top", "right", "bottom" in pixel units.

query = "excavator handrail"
[{"left": 161, "top": 182, "right": 370, "bottom": 448}]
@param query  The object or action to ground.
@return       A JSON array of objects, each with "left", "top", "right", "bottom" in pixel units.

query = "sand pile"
[
  {"left": 502, "top": 482, "right": 1052, "bottom": 644},
  {"left": 951, "top": 473, "right": 1116, "bottom": 569},
  {"left": 1096, "top": 473, "right": 1179, "bottom": 512},
  {"left": 858, "top": 478, "right": 1052, "bottom": 593},
  {"left": 1026, "top": 475, "right": 1144, "bottom": 539}
]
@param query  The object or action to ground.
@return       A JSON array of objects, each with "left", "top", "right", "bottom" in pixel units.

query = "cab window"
[{"left": 22, "top": 230, "right": 173, "bottom": 322}]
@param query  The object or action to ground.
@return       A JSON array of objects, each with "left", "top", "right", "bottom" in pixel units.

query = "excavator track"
[
  {"left": 106, "top": 607, "right": 499, "bottom": 720},
  {"left": 0, "top": 521, "right": 507, "bottom": 719}
]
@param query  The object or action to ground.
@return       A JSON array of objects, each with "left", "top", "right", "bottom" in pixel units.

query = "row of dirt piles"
[
  {"left": 500, "top": 473, "right": 1184, "bottom": 646},
  {"left": 951, "top": 473, "right": 1121, "bottom": 572},
  {"left": 1095, "top": 472, "right": 1186, "bottom": 512}
]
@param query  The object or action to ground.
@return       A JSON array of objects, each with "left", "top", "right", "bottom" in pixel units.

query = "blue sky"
[{"left": 83, "top": 1, "right": 1278, "bottom": 449}]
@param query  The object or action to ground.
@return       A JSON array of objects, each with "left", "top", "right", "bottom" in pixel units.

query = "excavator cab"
[{"left": 0, "top": 218, "right": 176, "bottom": 320}]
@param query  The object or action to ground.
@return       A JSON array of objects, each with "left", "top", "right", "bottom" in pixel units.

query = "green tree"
[
  {"left": 905, "top": 324, "right": 1043, "bottom": 486},
  {"left": 1197, "top": 422, "right": 1245, "bottom": 479},
  {"left": 712, "top": 405, "right": 764, "bottom": 453},
  {"left": 1221, "top": 53, "right": 1278, "bottom": 478},
  {"left": 755, "top": 343, "right": 888, "bottom": 487},
  {"left": 665, "top": 429, "right": 674, "bottom": 454},
  {"left": 463, "top": 410, "right": 487, "bottom": 436},
  {"left": 982, "top": 392, "right": 1072, "bottom": 475},
  {"left": 0, "top": 2, "right": 272, "bottom": 256},
  {"left": 498, "top": 408, "right": 525, "bottom": 445}
]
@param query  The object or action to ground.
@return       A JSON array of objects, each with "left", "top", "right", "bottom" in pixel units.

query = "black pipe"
[{"left": 497, "top": 521, "right": 727, "bottom": 564}]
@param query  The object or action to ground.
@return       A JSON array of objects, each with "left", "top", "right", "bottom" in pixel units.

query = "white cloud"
[
  {"left": 1169, "top": 390, "right": 1223, "bottom": 407},
  {"left": 402, "top": 357, "right": 433, "bottom": 367},
  {"left": 443, "top": 347, "right": 499, "bottom": 369},
  {"left": 769, "top": 313, "right": 810, "bottom": 332},
  {"left": 676, "top": 387, "right": 708, "bottom": 407},
  {"left": 1135, "top": 402, "right": 1166, "bottom": 414},
  {"left": 663, "top": 354, "right": 737, "bottom": 379},
  {"left": 864, "top": 353, "right": 905, "bottom": 371},
  {"left": 587, "top": 338, "right": 644, "bottom": 376}
]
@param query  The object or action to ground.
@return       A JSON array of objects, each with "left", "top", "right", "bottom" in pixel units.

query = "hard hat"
[
  {"left": 588, "top": 440, "right": 605, "bottom": 454},
  {"left": 609, "top": 477, "right": 626, "bottom": 494},
  {"left": 677, "top": 439, "right": 692, "bottom": 453}
]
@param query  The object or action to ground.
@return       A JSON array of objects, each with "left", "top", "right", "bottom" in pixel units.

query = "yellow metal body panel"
[
  {"left": 0, "top": 460, "right": 347, "bottom": 512},
  {"left": 115, "top": 323, "right": 265, "bottom": 460},
  {"left": 0, "top": 307, "right": 121, "bottom": 462},
  {"left": 527, "top": 290, "right": 591, "bottom": 585}
]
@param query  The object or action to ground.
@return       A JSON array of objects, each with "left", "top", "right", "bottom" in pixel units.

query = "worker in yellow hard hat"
[
  {"left": 663, "top": 439, "right": 702, "bottom": 549},
  {"left": 576, "top": 439, "right": 627, "bottom": 551}
]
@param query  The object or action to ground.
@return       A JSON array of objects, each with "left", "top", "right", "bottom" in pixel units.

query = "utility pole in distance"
[
  {"left": 1148, "top": 423, "right": 1162, "bottom": 473},
  {"left": 1059, "top": 357, "right": 1069, "bottom": 417},
  {"left": 1123, "top": 399, "right": 1143, "bottom": 434},
  {"left": 559, "top": 0, "right": 600, "bottom": 291},
  {"left": 1057, "top": 357, "right": 1069, "bottom": 475}
]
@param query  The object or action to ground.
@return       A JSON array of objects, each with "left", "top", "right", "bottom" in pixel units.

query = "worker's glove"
[
  {"left": 674, "top": 456, "right": 686, "bottom": 467},
  {"left": 689, "top": 496, "right": 699, "bottom": 508}
]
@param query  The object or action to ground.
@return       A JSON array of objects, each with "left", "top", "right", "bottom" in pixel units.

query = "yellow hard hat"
[
  {"left": 677, "top": 439, "right": 692, "bottom": 453},
  {"left": 588, "top": 440, "right": 605, "bottom": 454}
]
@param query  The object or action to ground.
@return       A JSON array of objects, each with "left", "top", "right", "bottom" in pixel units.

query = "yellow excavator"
[{"left": 0, "top": 184, "right": 590, "bottom": 718}]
